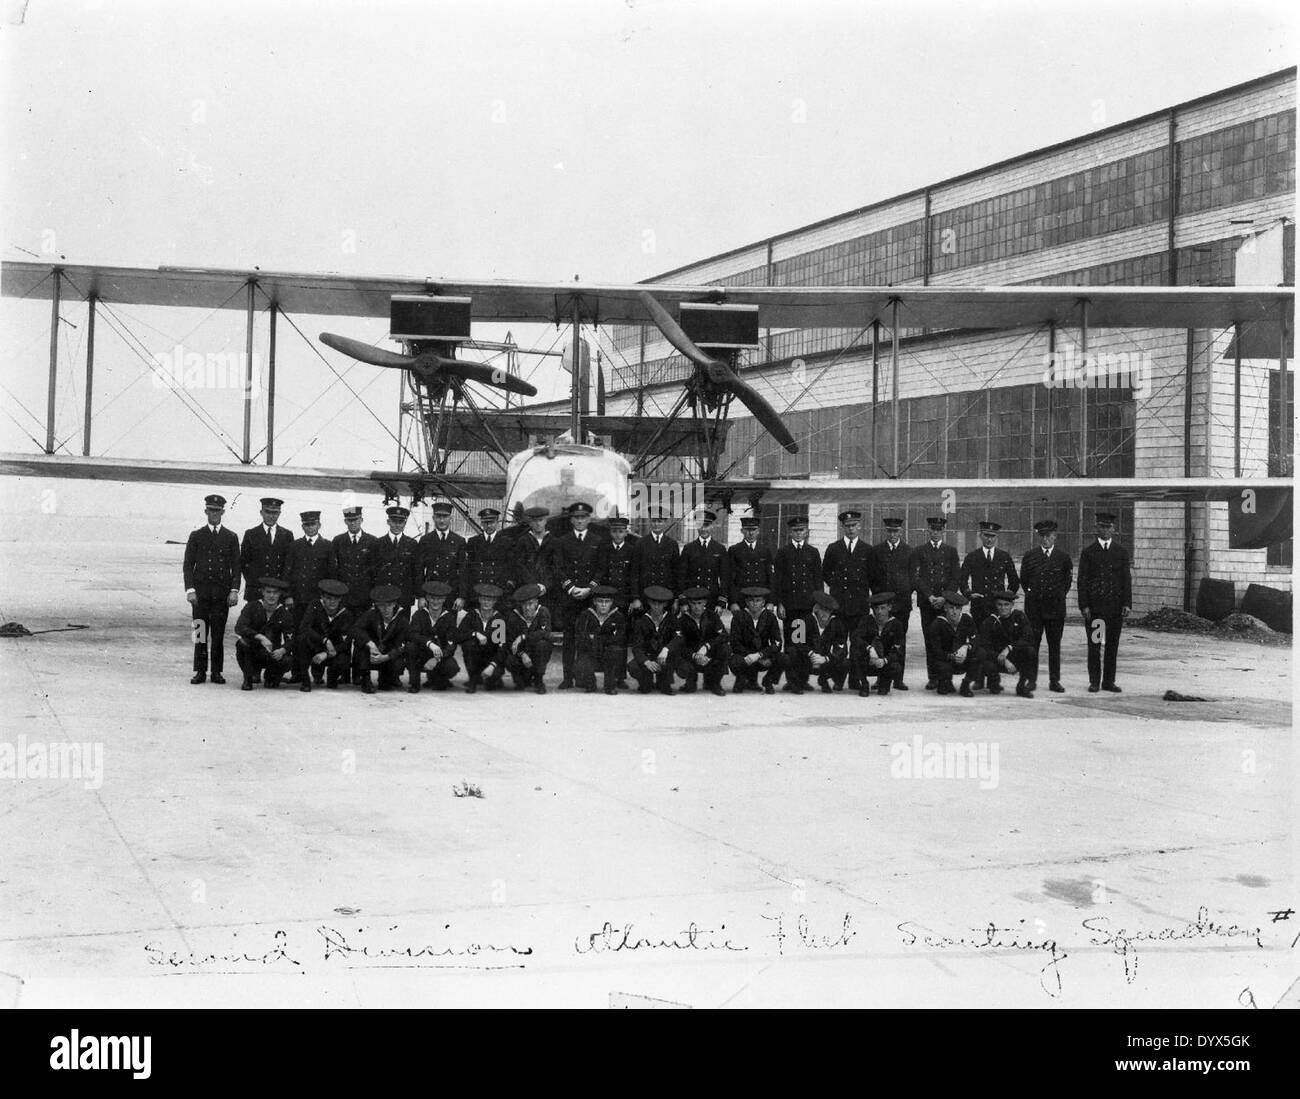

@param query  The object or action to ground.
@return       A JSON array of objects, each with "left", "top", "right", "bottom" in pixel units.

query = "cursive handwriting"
[
  {"left": 144, "top": 929, "right": 302, "bottom": 968},
  {"left": 317, "top": 925, "right": 532, "bottom": 965},
  {"left": 575, "top": 921, "right": 747, "bottom": 954},
  {"left": 762, "top": 912, "right": 857, "bottom": 955},
  {"left": 898, "top": 920, "right": 1068, "bottom": 997},
  {"left": 1082, "top": 906, "right": 1264, "bottom": 983}
]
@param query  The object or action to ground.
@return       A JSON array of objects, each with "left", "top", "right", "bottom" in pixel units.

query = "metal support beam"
[
  {"left": 570, "top": 298, "right": 582, "bottom": 442},
  {"left": 1183, "top": 329, "right": 1195, "bottom": 612},
  {"left": 1233, "top": 321, "right": 1241, "bottom": 477},
  {"left": 1046, "top": 322, "right": 1055, "bottom": 475},
  {"left": 396, "top": 374, "right": 406, "bottom": 473},
  {"left": 83, "top": 294, "right": 97, "bottom": 456},
  {"left": 242, "top": 279, "right": 255, "bottom": 463},
  {"left": 871, "top": 319, "right": 880, "bottom": 470},
  {"left": 1079, "top": 299, "right": 1089, "bottom": 476},
  {"left": 890, "top": 298, "right": 900, "bottom": 477},
  {"left": 45, "top": 269, "right": 61, "bottom": 454},
  {"left": 1282, "top": 300, "right": 1292, "bottom": 474},
  {"left": 266, "top": 303, "right": 277, "bottom": 466}
]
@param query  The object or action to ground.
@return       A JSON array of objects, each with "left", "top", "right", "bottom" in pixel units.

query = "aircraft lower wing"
[
  {"left": 0, "top": 453, "right": 506, "bottom": 501},
  {"left": 3, "top": 260, "right": 1292, "bottom": 331},
  {"left": 707, "top": 476, "right": 1294, "bottom": 507}
]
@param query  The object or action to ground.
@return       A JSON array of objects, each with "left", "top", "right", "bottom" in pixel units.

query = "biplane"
[{"left": 0, "top": 259, "right": 1294, "bottom": 546}]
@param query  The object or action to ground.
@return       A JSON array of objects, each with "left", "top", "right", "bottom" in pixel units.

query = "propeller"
[
  {"left": 319, "top": 332, "right": 538, "bottom": 397},
  {"left": 636, "top": 291, "right": 798, "bottom": 454}
]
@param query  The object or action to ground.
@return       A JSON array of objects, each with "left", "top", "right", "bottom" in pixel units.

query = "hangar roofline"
[{"left": 643, "top": 66, "right": 1297, "bottom": 285}]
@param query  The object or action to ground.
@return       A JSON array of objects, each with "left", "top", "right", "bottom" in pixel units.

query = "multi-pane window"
[{"left": 1179, "top": 110, "right": 1295, "bottom": 216}]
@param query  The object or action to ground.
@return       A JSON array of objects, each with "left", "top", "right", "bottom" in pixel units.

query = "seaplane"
[{"left": 0, "top": 259, "right": 1293, "bottom": 548}]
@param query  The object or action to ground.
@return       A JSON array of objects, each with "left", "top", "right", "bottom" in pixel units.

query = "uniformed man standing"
[
  {"left": 912, "top": 516, "right": 960, "bottom": 690},
  {"left": 1076, "top": 512, "right": 1132, "bottom": 693},
  {"left": 822, "top": 509, "right": 877, "bottom": 688},
  {"left": 372, "top": 504, "right": 421, "bottom": 610},
  {"left": 419, "top": 501, "right": 468, "bottom": 612},
  {"left": 240, "top": 497, "right": 293, "bottom": 602},
  {"left": 331, "top": 506, "right": 378, "bottom": 621},
  {"left": 550, "top": 501, "right": 604, "bottom": 688},
  {"left": 632, "top": 510, "right": 680, "bottom": 610},
  {"left": 508, "top": 506, "right": 553, "bottom": 596},
  {"left": 234, "top": 576, "right": 294, "bottom": 690},
  {"left": 959, "top": 520, "right": 1020, "bottom": 630},
  {"left": 773, "top": 516, "right": 822, "bottom": 650},
  {"left": 676, "top": 510, "right": 731, "bottom": 611},
  {"left": 727, "top": 517, "right": 774, "bottom": 612},
  {"left": 183, "top": 493, "right": 241, "bottom": 684},
  {"left": 874, "top": 516, "right": 914, "bottom": 690},
  {"left": 284, "top": 509, "right": 333, "bottom": 640},
  {"left": 465, "top": 507, "right": 515, "bottom": 603},
  {"left": 1020, "top": 519, "right": 1073, "bottom": 693},
  {"left": 602, "top": 514, "right": 638, "bottom": 611}
]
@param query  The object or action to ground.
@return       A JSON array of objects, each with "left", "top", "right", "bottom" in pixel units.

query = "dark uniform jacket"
[
  {"left": 331, "top": 530, "right": 379, "bottom": 607},
  {"left": 352, "top": 606, "right": 410, "bottom": 653},
  {"left": 928, "top": 613, "right": 977, "bottom": 661},
  {"left": 851, "top": 615, "right": 905, "bottom": 661},
  {"left": 372, "top": 533, "right": 422, "bottom": 606},
  {"left": 1020, "top": 546, "right": 1074, "bottom": 621},
  {"left": 977, "top": 609, "right": 1035, "bottom": 658},
  {"left": 506, "top": 606, "right": 553, "bottom": 652},
  {"left": 602, "top": 537, "right": 639, "bottom": 605},
  {"left": 633, "top": 532, "right": 680, "bottom": 596},
  {"left": 419, "top": 529, "right": 468, "bottom": 593},
  {"left": 240, "top": 523, "right": 294, "bottom": 599},
  {"left": 184, "top": 524, "right": 241, "bottom": 596},
  {"left": 729, "top": 607, "right": 783, "bottom": 660},
  {"left": 298, "top": 601, "right": 355, "bottom": 652},
  {"left": 509, "top": 531, "right": 554, "bottom": 592},
  {"left": 727, "top": 540, "right": 774, "bottom": 606},
  {"left": 1076, "top": 539, "right": 1132, "bottom": 616},
  {"left": 773, "top": 540, "right": 823, "bottom": 613},
  {"left": 575, "top": 607, "right": 627, "bottom": 656},
  {"left": 408, "top": 606, "right": 461, "bottom": 655},
  {"left": 798, "top": 615, "right": 849, "bottom": 659},
  {"left": 465, "top": 532, "right": 516, "bottom": 598},
  {"left": 960, "top": 546, "right": 1020, "bottom": 605},
  {"left": 874, "top": 539, "right": 914, "bottom": 614},
  {"left": 285, "top": 535, "right": 334, "bottom": 606},
  {"left": 235, "top": 600, "right": 294, "bottom": 647},
  {"left": 548, "top": 531, "right": 605, "bottom": 595},
  {"left": 676, "top": 609, "right": 728, "bottom": 658},
  {"left": 677, "top": 537, "right": 731, "bottom": 605},
  {"left": 457, "top": 607, "right": 507, "bottom": 649},
  {"left": 822, "top": 538, "right": 878, "bottom": 618},
  {"left": 912, "top": 539, "right": 961, "bottom": 607},
  {"left": 629, "top": 612, "right": 679, "bottom": 667}
]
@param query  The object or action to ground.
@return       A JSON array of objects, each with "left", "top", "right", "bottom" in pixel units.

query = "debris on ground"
[
  {"left": 452, "top": 781, "right": 484, "bottom": 799},
  {"left": 0, "top": 622, "right": 33, "bottom": 637},
  {"left": 1163, "top": 690, "right": 1211, "bottom": 702},
  {"left": 1131, "top": 607, "right": 1290, "bottom": 647}
]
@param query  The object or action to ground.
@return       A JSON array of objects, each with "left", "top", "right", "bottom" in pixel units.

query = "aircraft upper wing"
[
  {"left": 0, "top": 453, "right": 506, "bottom": 500},
  {"left": 706, "top": 476, "right": 1293, "bottom": 506},
  {"left": 3, "top": 261, "right": 1292, "bottom": 330}
]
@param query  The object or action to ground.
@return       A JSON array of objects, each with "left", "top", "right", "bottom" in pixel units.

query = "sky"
[{"left": 0, "top": 0, "right": 1295, "bottom": 474}]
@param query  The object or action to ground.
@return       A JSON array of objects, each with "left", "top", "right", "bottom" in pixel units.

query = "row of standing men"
[{"left": 184, "top": 495, "right": 1133, "bottom": 695}]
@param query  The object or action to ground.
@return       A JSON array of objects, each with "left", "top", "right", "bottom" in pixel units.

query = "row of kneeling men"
[{"left": 225, "top": 576, "right": 1044, "bottom": 698}]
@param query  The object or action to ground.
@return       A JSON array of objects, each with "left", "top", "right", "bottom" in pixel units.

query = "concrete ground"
[{"left": 0, "top": 480, "right": 1295, "bottom": 1008}]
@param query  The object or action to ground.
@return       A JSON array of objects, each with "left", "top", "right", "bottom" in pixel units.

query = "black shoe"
[
  {"left": 465, "top": 682, "right": 478, "bottom": 694},
  {"left": 937, "top": 682, "right": 954, "bottom": 696},
  {"left": 708, "top": 685, "right": 726, "bottom": 697},
  {"left": 535, "top": 684, "right": 547, "bottom": 695},
  {"left": 1016, "top": 682, "right": 1034, "bottom": 698},
  {"left": 190, "top": 672, "right": 206, "bottom": 684},
  {"left": 1088, "top": 684, "right": 1100, "bottom": 693},
  {"left": 858, "top": 687, "right": 870, "bottom": 698},
  {"left": 763, "top": 684, "right": 775, "bottom": 695},
  {"left": 1049, "top": 682, "right": 1065, "bottom": 693},
  {"left": 681, "top": 682, "right": 697, "bottom": 694},
  {"left": 658, "top": 685, "right": 676, "bottom": 696},
  {"left": 558, "top": 680, "right": 575, "bottom": 690},
  {"left": 924, "top": 679, "right": 936, "bottom": 691},
  {"left": 893, "top": 681, "right": 908, "bottom": 691},
  {"left": 733, "top": 683, "right": 746, "bottom": 694},
  {"left": 362, "top": 683, "right": 376, "bottom": 695},
  {"left": 604, "top": 687, "right": 617, "bottom": 695},
  {"left": 637, "top": 685, "right": 652, "bottom": 694},
  {"left": 1102, "top": 683, "right": 1122, "bottom": 693},
  {"left": 877, "top": 685, "right": 891, "bottom": 696},
  {"left": 241, "top": 678, "right": 253, "bottom": 691},
  {"left": 407, "top": 686, "right": 419, "bottom": 694},
  {"left": 300, "top": 682, "right": 312, "bottom": 693},
  {"left": 958, "top": 681, "right": 974, "bottom": 698},
  {"left": 584, "top": 686, "right": 597, "bottom": 694},
  {"left": 790, "top": 685, "right": 806, "bottom": 695},
  {"left": 987, "top": 684, "right": 1004, "bottom": 695},
  {"left": 781, "top": 683, "right": 794, "bottom": 693},
  {"left": 617, "top": 680, "right": 629, "bottom": 689},
  {"left": 819, "top": 682, "right": 833, "bottom": 694},
  {"left": 211, "top": 673, "right": 226, "bottom": 685},
  {"left": 326, "top": 679, "right": 339, "bottom": 689}
]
